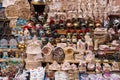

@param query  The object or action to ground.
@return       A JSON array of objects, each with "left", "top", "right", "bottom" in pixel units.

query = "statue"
[{"left": 84, "top": 33, "right": 93, "bottom": 50}]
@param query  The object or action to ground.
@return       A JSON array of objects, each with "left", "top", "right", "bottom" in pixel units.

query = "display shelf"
[
  {"left": 0, "top": 58, "right": 23, "bottom": 62},
  {"left": 39, "top": 59, "right": 119, "bottom": 64},
  {"left": 31, "top": 1, "right": 46, "bottom": 5},
  {"left": 56, "top": 29, "right": 84, "bottom": 35},
  {"left": 38, "top": 59, "right": 79, "bottom": 64},
  {"left": 94, "top": 50, "right": 119, "bottom": 54},
  {"left": 0, "top": 58, "right": 9, "bottom": 62},
  {"left": 0, "top": 49, "right": 19, "bottom": 52}
]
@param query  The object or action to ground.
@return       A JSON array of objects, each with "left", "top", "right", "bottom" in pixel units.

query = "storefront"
[{"left": 0, "top": 0, "right": 120, "bottom": 80}]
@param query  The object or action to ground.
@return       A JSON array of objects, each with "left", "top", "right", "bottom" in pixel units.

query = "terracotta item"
[{"left": 64, "top": 47, "right": 74, "bottom": 60}]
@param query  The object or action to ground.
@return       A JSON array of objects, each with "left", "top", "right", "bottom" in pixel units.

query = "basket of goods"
[{"left": 52, "top": 47, "right": 65, "bottom": 62}]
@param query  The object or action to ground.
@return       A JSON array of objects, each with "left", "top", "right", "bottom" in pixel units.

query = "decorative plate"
[
  {"left": 0, "top": 39, "right": 8, "bottom": 48},
  {"left": 42, "top": 46, "right": 52, "bottom": 56},
  {"left": 9, "top": 39, "right": 18, "bottom": 48},
  {"left": 5, "top": 5, "right": 18, "bottom": 19},
  {"left": 52, "top": 47, "right": 65, "bottom": 62},
  {"left": 18, "top": 8, "right": 31, "bottom": 20},
  {"left": 15, "top": 0, "right": 30, "bottom": 10}
]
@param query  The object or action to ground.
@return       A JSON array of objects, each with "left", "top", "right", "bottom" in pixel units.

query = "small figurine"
[
  {"left": 64, "top": 47, "right": 74, "bottom": 60},
  {"left": 2, "top": 51, "right": 8, "bottom": 59},
  {"left": 84, "top": 33, "right": 93, "bottom": 50},
  {"left": 0, "top": 39, "right": 8, "bottom": 49},
  {"left": 87, "top": 61, "right": 95, "bottom": 71},
  {"left": 9, "top": 39, "right": 18, "bottom": 49},
  {"left": 23, "top": 28, "right": 30, "bottom": 40},
  {"left": 94, "top": 39, "right": 99, "bottom": 50},
  {"left": 96, "top": 62, "right": 102, "bottom": 73},
  {"left": 77, "top": 39, "right": 86, "bottom": 52}
]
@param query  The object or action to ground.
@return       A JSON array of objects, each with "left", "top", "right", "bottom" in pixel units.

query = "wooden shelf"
[
  {"left": 93, "top": 50, "right": 119, "bottom": 54},
  {"left": 31, "top": 1, "right": 46, "bottom": 5},
  {"left": 57, "top": 29, "right": 84, "bottom": 35},
  {"left": 38, "top": 59, "right": 117, "bottom": 64},
  {"left": 0, "top": 49, "right": 19, "bottom": 52},
  {"left": 0, "top": 58, "right": 9, "bottom": 62},
  {"left": 38, "top": 60, "right": 80, "bottom": 64}
]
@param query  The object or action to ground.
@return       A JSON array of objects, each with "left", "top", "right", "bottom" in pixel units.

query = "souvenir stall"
[{"left": 0, "top": 0, "right": 120, "bottom": 80}]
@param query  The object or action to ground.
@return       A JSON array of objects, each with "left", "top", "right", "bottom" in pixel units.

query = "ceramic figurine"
[
  {"left": 42, "top": 42, "right": 53, "bottom": 61},
  {"left": 49, "top": 61, "right": 60, "bottom": 70},
  {"left": 112, "top": 61, "right": 119, "bottom": 71},
  {"left": 72, "top": 35, "right": 77, "bottom": 43},
  {"left": 84, "top": 33, "right": 93, "bottom": 50},
  {"left": 26, "top": 35, "right": 42, "bottom": 56},
  {"left": 23, "top": 28, "right": 31, "bottom": 40},
  {"left": 2, "top": 52, "right": 8, "bottom": 59},
  {"left": 96, "top": 62, "right": 102, "bottom": 73},
  {"left": 56, "top": 43, "right": 67, "bottom": 48},
  {"left": 60, "top": 35, "right": 67, "bottom": 43},
  {"left": 0, "top": 39, "right": 8, "bottom": 49},
  {"left": 55, "top": 71, "right": 69, "bottom": 80},
  {"left": 87, "top": 61, "right": 95, "bottom": 71},
  {"left": 103, "top": 63, "right": 111, "bottom": 72},
  {"left": 64, "top": 47, "right": 74, "bottom": 60},
  {"left": 66, "top": 33, "right": 72, "bottom": 42},
  {"left": 71, "top": 64, "right": 78, "bottom": 70},
  {"left": 9, "top": 39, "right": 18, "bottom": 49},
  {"left": 77, "top": 39, "right": 85, "bottom": 52},
  {"left": 61, "top": 61, "right": 71, "bottom": 70},
  {"left": 85, "top": 50, "right": 95, "bottom": 62},
  {"left": 79, "top": 60, "right": 86, "bottom": 72},
  {"left": 94, "top": 39, "right": 99, "bottom": 50}
]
